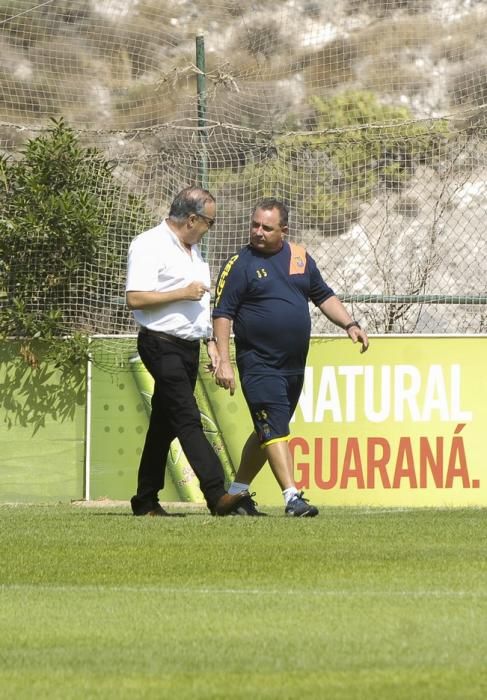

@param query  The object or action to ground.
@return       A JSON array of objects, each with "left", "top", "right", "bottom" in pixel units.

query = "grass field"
[{"left": 0, "top": 503, "right": 486, "bottom": 699}]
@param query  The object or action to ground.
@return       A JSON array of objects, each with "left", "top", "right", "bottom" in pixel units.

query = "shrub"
[
  {"left": 298, "top": 37, "right": 359, "bottom": 91},
  {"left": 209, "top": 90, "right": 449, "bottom": 236},
  {"left": 236, "top": 22, "right": 288, "bottom": 60},
  {"left": 0, "top": 118, "right": 153, "bottom": 366}
]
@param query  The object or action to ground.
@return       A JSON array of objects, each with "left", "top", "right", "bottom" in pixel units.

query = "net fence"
[{"left": 1, "top": 0, "right": 486, "bottom": 342}]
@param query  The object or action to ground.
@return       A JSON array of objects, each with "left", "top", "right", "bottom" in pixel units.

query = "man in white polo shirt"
[{"left": 126, "top": 186, "right": 248, "bottom": 516}]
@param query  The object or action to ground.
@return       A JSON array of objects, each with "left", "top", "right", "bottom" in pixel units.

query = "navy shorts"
[{"left": 240, "top": 373, "right": 304, "bottom": 445}]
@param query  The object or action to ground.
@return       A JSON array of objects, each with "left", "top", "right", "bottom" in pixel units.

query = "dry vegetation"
[
  {"left": 0, "top": 0, "right": 485, "bottom": 334},
  {"left": 0, "top": 0, "right": 485, "bottom": 130}
]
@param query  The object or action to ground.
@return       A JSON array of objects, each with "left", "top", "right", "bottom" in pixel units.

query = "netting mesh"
[{"left": 1, "top": 0, "right": 486, "bottom": 338}]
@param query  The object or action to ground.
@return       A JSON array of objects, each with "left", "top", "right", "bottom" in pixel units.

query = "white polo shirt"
[{"left": 126, "top": 219, "right": 212, "bottom": 341}]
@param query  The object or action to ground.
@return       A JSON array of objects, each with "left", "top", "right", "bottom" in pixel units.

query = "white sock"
[
  {"left": 228, "top": 481, "right": 249, "bottom": 495},
  {"left": 283, "top": 487, "right": 299, "bottom": 505}
]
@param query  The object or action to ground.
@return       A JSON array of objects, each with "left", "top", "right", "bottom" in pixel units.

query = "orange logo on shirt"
[{"left": 289, "top": 243, "right": 307, "bottom": 275}]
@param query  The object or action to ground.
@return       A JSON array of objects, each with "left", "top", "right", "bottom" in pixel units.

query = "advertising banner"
[
  {"left": 282, "top": 336, "right": 485, "bottom": 506},
  {"left": 88, "top": 336, "right": 486, "bottom": 507},
  {"left": 0, "top": 342, "right": 85, "bottom": 503}
]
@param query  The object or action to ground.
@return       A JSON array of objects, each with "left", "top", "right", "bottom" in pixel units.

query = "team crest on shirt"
[
  {"left": 256, "top": 268, "right": 267, "bottom": 279},
  {"left": 289, "top": 243, "right": 307, "bottom": 275}
]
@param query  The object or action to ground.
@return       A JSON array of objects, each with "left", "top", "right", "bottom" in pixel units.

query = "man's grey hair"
[{"left": 169, "top": 186, "right": 215, "bottom": 221}]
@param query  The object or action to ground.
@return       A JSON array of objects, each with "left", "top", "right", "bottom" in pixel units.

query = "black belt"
[{"left": 139, "top": 326, "right": 200, "bottom": 348}]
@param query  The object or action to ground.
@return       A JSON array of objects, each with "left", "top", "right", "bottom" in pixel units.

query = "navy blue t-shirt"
[{"left": 213, "top": 241, "right": 334, "bottom": 375}]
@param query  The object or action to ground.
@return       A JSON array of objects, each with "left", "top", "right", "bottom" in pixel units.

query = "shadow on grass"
[{"left": 86, "top": 511, "right": 188, "bottom": 518}]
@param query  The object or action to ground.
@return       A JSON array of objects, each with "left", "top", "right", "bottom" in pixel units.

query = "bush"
[
  {"left": 236, "top": 22, "right": 288, "bottom": 60},
  {"left": 0, "top": 118, "right": 153, "bottom": 366},
  {"left": 209, "top": 90, "right": 450, "bottom": 235}
]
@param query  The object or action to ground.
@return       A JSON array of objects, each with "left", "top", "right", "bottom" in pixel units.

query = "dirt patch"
[{"left": 71, "top": 498, "right": 205, "bottom": 510}]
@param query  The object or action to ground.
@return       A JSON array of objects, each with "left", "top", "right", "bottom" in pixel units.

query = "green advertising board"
[
  {"left": 87, "top": 337, "right": 251, "bottom": 502},
  {"left": 86, "top": 336, "right": 487, "bottom": 508},
  {"left": 1, "top": 336, "right": 486, "bottom": 506},
  {"left": 0, "top": 342, "right": 85, "bottom": 503}
]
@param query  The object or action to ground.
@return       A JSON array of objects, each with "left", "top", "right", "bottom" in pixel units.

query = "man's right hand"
[
  {"left": 185, "top": 281, "right": 210, "bottom": 300},
  {"left": 215, "top": 359, "right": 236, "bottom": 396}
]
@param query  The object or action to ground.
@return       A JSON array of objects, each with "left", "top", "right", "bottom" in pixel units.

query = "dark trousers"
[{"left": 131, "top": 330, "right": 226, "bottom": 512}]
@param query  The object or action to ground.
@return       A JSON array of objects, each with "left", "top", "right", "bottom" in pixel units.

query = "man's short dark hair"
[
  {"left": 252, "top": 198, "right": 289, "bottom": 227},
  {"left": 169, "top": 186, "right": 215, "bottom": 221}
]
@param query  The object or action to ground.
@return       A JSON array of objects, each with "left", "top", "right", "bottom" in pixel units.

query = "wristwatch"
[
  {"left": 345, "top": 321, "right": 361, "bottom": 331},
  {"left": 204, "top": 335, "right": 218, "bottom": 344}
]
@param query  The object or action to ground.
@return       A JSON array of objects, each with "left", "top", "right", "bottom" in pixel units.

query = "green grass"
[{"left": 1, "top": 505, "right": 486, "bottom": 699}]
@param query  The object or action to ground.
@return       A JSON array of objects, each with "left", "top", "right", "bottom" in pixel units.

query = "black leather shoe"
[
  {"left": 146, "top": 504, "right": 169, "bottom": 516},
  {"left": 133, "top": 503, "right": 169, "bottom": 517},
  {"left": 131, "top": 495, "right": 169, "bottom": 517},
  {"left": 212, "top": 491, "right": 250, "bottom": 516}
]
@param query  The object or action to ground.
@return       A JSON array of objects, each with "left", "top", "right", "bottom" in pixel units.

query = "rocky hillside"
[
  {"left": 1, "top": 0, "right": 486, "bottom": 131},
  {"left": 0, "top": 0, "right": 485, "bottom": 334}
]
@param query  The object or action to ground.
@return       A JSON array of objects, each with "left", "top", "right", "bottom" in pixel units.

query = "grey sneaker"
[
  {"left": 285, "top": 492, "right": 319, "bottom": 517},
  {"left": 231, "top": 492, "right": 267, "bottom": 516}
]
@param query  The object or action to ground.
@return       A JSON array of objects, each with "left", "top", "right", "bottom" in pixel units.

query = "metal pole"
[
  {"left": 338, "top": 294, "right": 487, "bottom": 305},
  {"left": 196, "top": 33, "right": 208, "bottom": 260},
  {"left": 196, "top": 33, "right": 208, "bottom": 190}
]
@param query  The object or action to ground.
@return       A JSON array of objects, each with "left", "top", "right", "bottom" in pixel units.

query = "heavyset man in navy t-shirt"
[{"left": 213, "top": 198, "right": 369, "bottom": 517}]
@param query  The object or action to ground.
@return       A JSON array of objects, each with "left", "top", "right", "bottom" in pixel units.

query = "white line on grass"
[{"left": 1, "top": 584, "right": 486, "bottom": 598}]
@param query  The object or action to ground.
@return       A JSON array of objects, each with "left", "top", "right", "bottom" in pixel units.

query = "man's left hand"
[
  {"left": 348, "top": 326, "right": 369, "bottom": 354},
  {"left": 215, "top": 359, "right": 236, "bottom": 396}
]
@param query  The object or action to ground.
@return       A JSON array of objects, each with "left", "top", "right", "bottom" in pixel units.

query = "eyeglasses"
[{"left": 196, "top": 213, "right": 215, "bottom": 228}]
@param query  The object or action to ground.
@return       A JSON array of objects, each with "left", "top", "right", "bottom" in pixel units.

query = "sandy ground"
[{"left": 71, "top": 498, "right": 206, "bottom": 511}]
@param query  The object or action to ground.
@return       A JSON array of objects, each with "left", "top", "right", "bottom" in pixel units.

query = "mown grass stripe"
[{"left": 1, "top": 583, "right": 486, "bottom": 597}]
